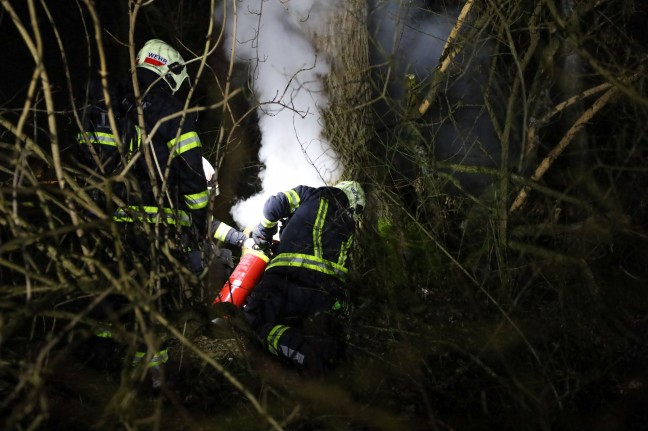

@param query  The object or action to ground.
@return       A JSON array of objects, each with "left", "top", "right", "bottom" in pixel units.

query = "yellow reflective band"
[
  {"left": 267, "top": 253, "right": 348, "bottom": 280},
  {"left": 337, "top": 235, "right": 353, "bottom": 267},
  {"left": 130, "top": 125, "right": 142, "bottom": 154},
  {"left": 95, "top": 330, "right": 112, "bottom": 338},
  {"left": 167, "top": 131, "right": 201, "bottom": 157},
  {"left": 148, "top": 349, "right": 169, "bottom": 367},
  {"left": 213, "top": 222, "right": 233, "bottom": 242},
  {"left": 185, "top": 189, "right": 209, "bottom": 210},
  {"left": 266, "top": 325, "right": 290, "bottom": 356},
  {"left": 132, "top": 349, "right": 169, "bottom": 367},
  {"left": 77, "top": 131, "right": 117, "bottom": 147},
  {"left": 312, "top": 198, "right": 328, "bottom": 258},
  {"left": 284, "top": 190, "right": 301, "bottom": 212},
  {"left": 261, "top": 216, "right": 277, "bottom": 229},
  {"left": 113, "top": 206, "right": 191, "bottom": 226},
  {"left": 94, "top": 326, "right": 113, "bottom": 338}
]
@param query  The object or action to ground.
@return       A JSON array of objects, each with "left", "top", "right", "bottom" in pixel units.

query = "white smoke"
[
  {"left": 370, "top": 1, "right": 457, "bottom": 101},
  {"left": 217, "top": 0, "right": 343, "bottom": 229},
  {"left": 369, "top": 1, "right": 502, "bottom": 194}
]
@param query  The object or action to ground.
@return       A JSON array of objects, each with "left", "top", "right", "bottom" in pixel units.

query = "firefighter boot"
[{"left": 265, "top": 325, "right": 340, "bottom": 377}]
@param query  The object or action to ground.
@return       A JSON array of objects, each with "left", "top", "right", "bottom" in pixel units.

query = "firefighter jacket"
[
  {"left": 77, "top": 70, "right": 209, "bottom": 239},
  {"left": 261, "top": 185, "right": 356, "bottom": 287},
  {"left": 76, "top": 78, "right": 136, "bottom": 182}
]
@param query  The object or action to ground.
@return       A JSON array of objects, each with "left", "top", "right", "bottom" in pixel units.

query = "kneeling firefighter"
[{"left": 243, "top": 181, "right": 365, "bottom": 376}]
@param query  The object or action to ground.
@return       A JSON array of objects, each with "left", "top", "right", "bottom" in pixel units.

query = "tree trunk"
[{"left": 315, "top": 0, "right": 372, "bottom": 180}]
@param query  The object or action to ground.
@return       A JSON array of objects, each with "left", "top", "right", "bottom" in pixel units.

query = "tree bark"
[{"left": 316, "top": 0, "right": 372, "bottom": 180}]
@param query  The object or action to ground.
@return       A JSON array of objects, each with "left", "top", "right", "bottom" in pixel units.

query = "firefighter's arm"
[
  {"left": 181, "top": 174, "right": 209, "bottom": 237},
  {"left": 251, "top": 186, "right": 306, "bottom": 246},
  {"left": 264, "top": 186, "right": 304, "bottom": 220},
  {"left": 211, "top": 219, "right": 249, "bottom": 247},
  {"left": 169, "top": 128, "right": 210, "bottom": 237}
]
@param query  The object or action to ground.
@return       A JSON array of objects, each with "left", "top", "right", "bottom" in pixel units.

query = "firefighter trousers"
[{"left": 243, "top": 270, "right": 347, "bottom": 376}]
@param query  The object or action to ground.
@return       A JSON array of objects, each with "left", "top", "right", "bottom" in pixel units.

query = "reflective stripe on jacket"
[
  {"left": 76, "top": 73, "right": 209, "bottom": 238},
  {"left": 135, "top": 78, "right": 209, "bottom": 237}
]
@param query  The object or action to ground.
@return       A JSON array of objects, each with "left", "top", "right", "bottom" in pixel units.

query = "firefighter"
[
  {"left": 77, "top": 39, "right": 210, "bottom": 281},
  {"left": 243, "top": 180, "right": 365, "bottom": 376},
  {"left": 75, "top": 39, "right": 251, "bottom": 388},
  {"left": 77, "top": 38, "right": 252, "bottom": 288}
]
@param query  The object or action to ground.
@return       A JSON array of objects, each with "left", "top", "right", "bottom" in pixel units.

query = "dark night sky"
[
  {"left": 1, "top": 1, "right": 212, "bottom": 110},
  {"left": 1, "top": 2, "right": 130, "bottom": 115}
]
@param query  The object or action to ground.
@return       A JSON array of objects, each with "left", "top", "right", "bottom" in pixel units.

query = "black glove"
[
  {"left": 210, "top": 220, "right": 248, "bottom": 248},
  {"left": 232, "top": 230, "right": 248, "bottom": 247},
  {"left": 251, "top": 223, "right": 276, "bottom": 250}
]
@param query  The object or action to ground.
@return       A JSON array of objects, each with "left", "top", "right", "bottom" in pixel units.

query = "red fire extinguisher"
[{"left": 213, "top": 247, "right": 270, "bottom": 308}]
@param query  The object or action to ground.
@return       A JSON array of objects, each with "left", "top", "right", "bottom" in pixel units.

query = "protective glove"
[
  {"left": 251, "top": 223, "right": 276, "bottom": 250},
  {"left": 211, "top": 221, "right": 248, "bottom": 248}
]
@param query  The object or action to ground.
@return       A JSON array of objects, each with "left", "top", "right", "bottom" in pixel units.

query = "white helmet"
[
  {"left": 136, "top": 39, "right": 189, "bottom": 94},
  {"left": 335, "top": 180, "right": 365, "bottom": 221}
]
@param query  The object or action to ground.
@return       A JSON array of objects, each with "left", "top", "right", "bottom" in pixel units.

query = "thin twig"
[
  {"left": 510, "top": 85, "right": 619, "bottom": 213},
  {"left": 417, "top": 0, "right": 475, "bottom": 116}
]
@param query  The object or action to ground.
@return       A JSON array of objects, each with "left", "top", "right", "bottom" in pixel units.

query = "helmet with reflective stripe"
[
  {"left": 335, "top": 180, "right": 365, "bottom": 221},
  {"left": 136, "top": 39, "right": 189, "bottom": 94}
]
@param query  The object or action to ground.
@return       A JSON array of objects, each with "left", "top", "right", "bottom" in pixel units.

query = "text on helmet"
[{"left": 142, "top": 53, "right": 168, "bottom": 67}]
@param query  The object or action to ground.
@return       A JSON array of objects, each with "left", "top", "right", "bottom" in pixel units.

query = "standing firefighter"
[
  {"left": 77, "top": 38, "right": 210, "bottom": 285},
  {"left": 244, "top": 181, "right": 365, "bottom": 376},
  {"left": 75, "top": 39, "right": 249, "bottom": 389}
]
